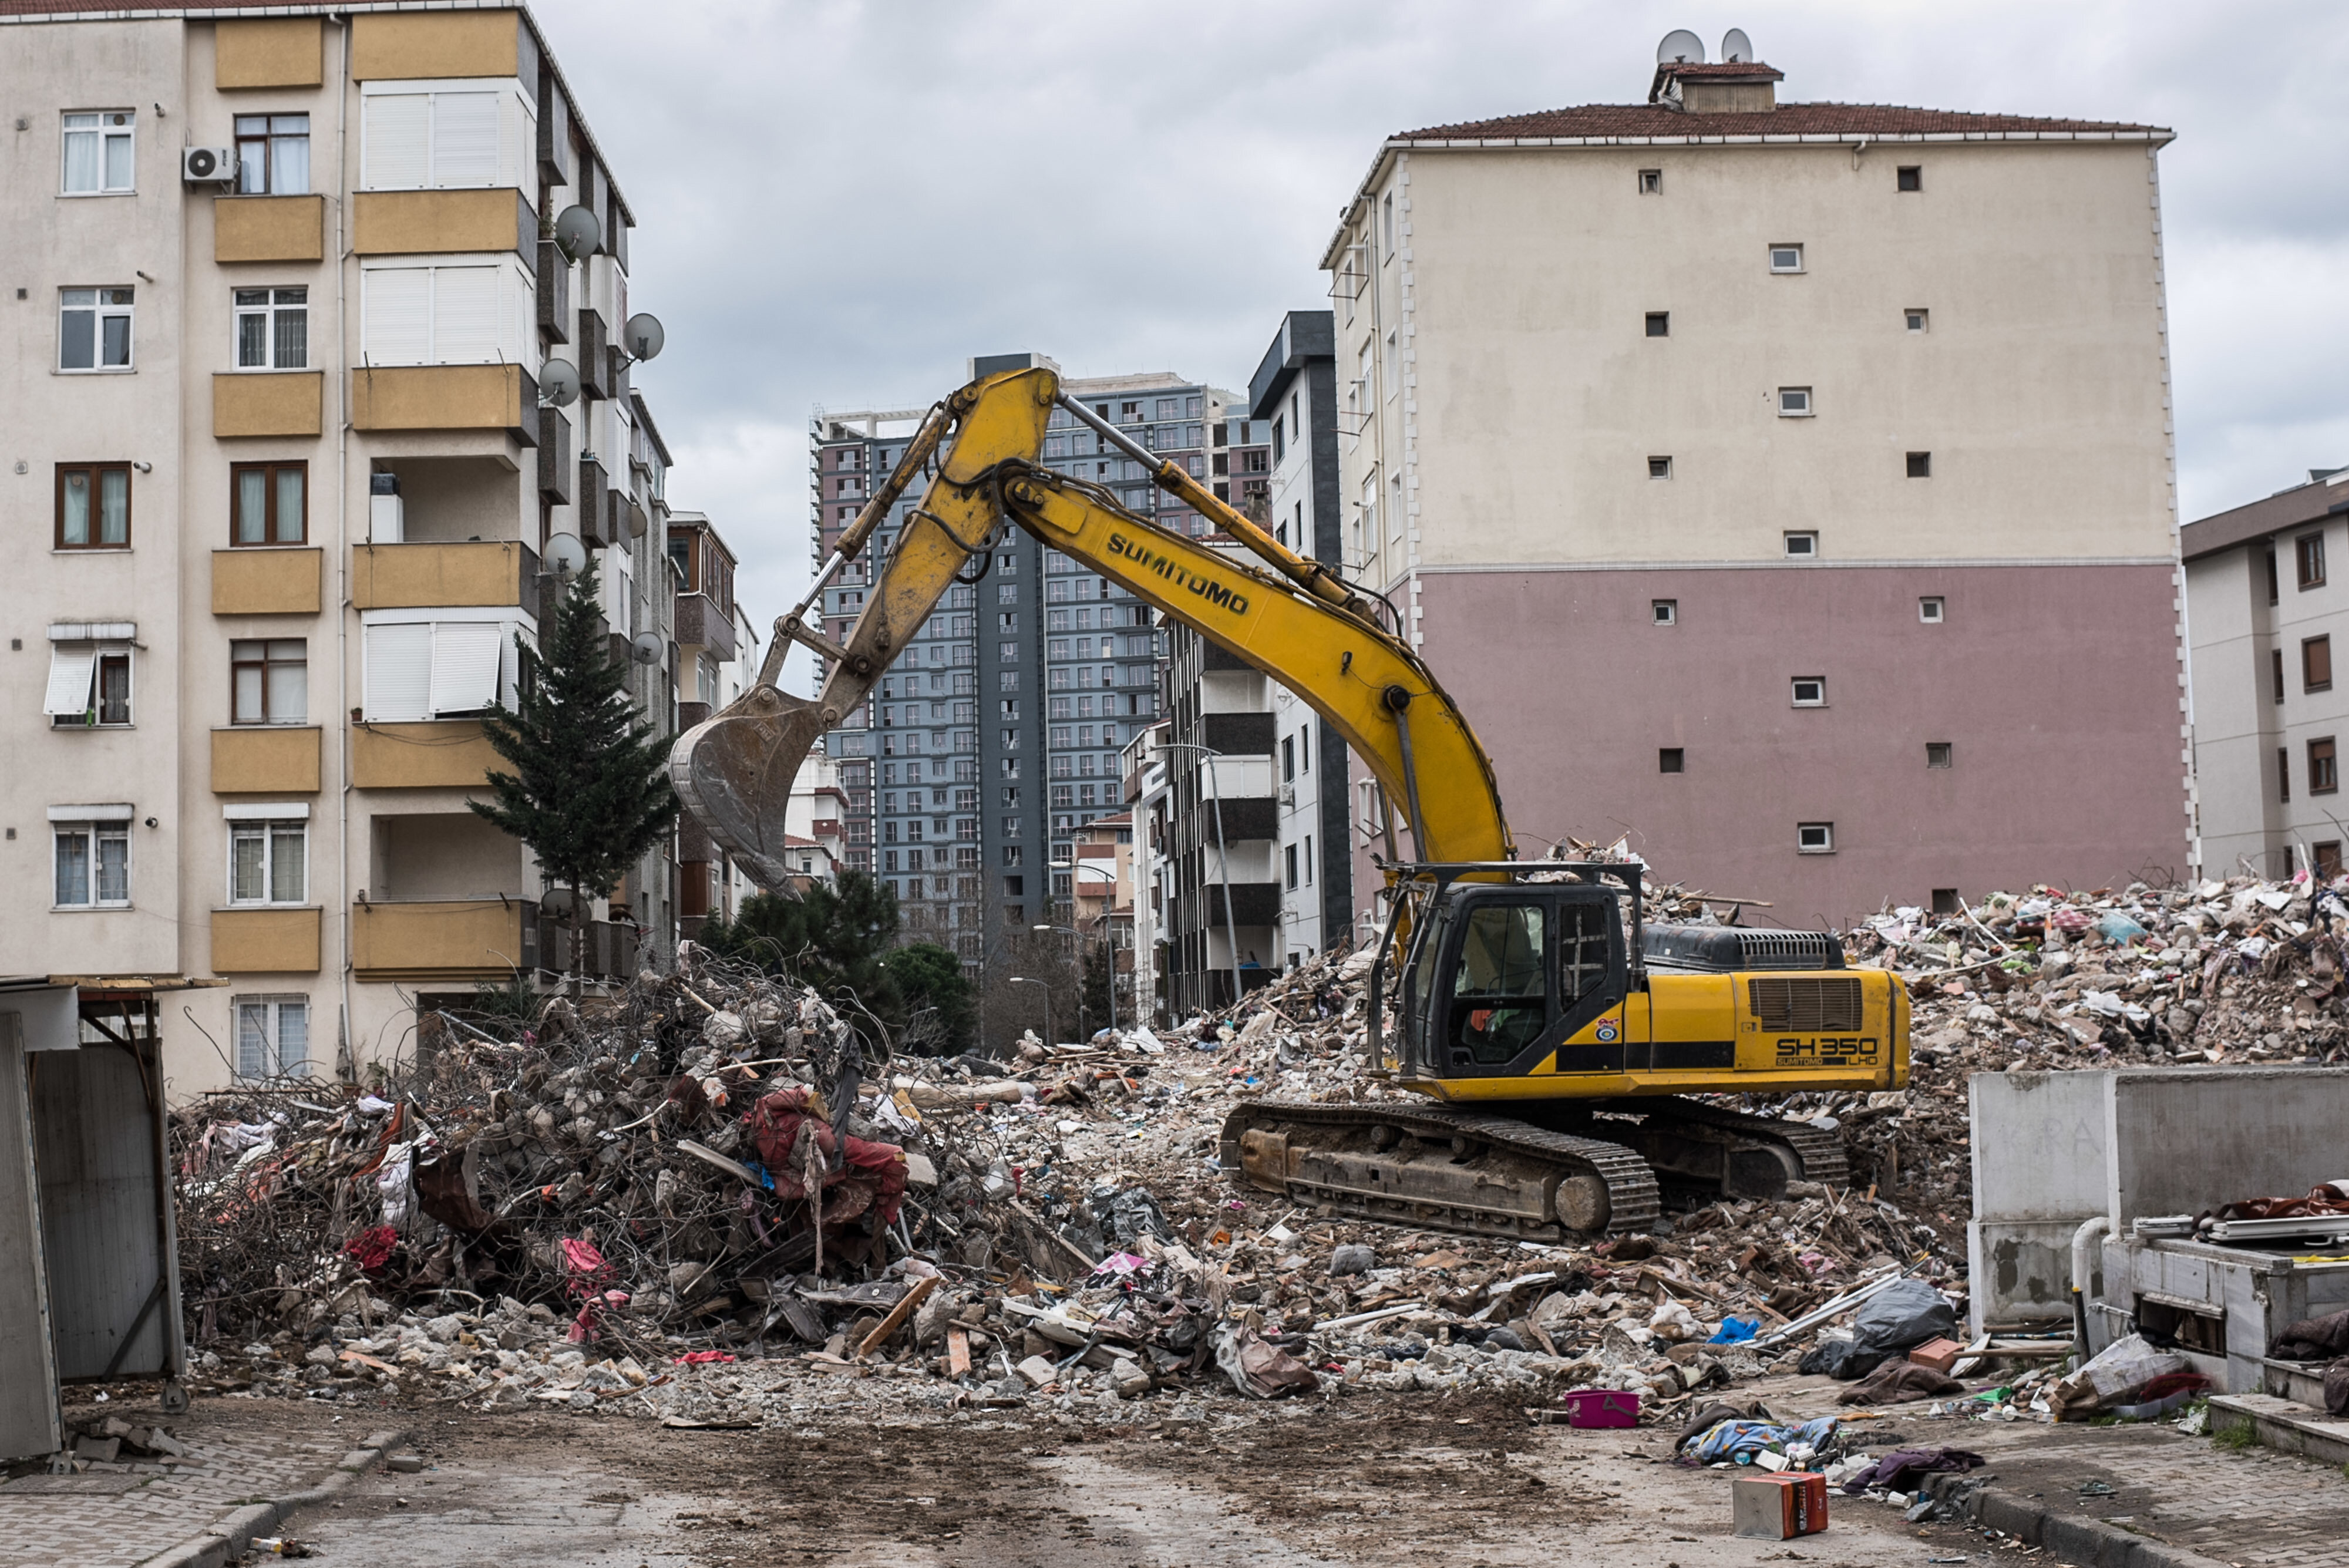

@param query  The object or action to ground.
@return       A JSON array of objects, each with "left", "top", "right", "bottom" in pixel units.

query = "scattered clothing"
[
  {"left": 1838, "top": 1358, "right": 1966, "bottom": 1406},
  {"left": 1681, "top": 1416, "right": 1842, "bottom": 1466},
  {"left": 1839, "top": 1446, "right": 1987, "bottom": 1495},
  {"left": 2272, "top": 1306, "right": 2349, "bottom": 1361},
  {"left": 2326, "top": 1360, "right": 2349, "bottom": 1418}
]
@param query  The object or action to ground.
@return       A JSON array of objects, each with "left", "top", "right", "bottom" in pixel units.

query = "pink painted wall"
[{"left": 1364, "top": 563, "right": 2185, "bottom": 930}]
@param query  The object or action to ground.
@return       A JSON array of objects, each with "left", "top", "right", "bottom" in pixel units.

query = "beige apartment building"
[
  {"left": 1, "top": 4, "right": 678, "bottom": 1090},
  {"left": 1324, "top": 40, "right": 2188, "bottom": 926}
]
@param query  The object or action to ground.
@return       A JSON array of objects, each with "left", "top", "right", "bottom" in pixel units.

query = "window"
[
  {"left": 1645, "top": 312, "right": 1670, "bottom": 338},
  {"left": 1926, "top": 742, "right": 1953, "bottom": 769},
  {"left": 1906, "top": 451, "right": 1932, "bottom": 479},
  {"left": 2320, "top": 841, "right": 2344, "bottom": 881},
  {"left": 1896, "top": 165, "right": 1923, "bottom": 192},
  {"left": 1285, "top": 843, "right": 1298, "bottom": 889},
  {"left": 2272, "top": 647, "right": 2288, "bottom": 705},
  {"left": 1783, "top": 531, "right": 1818, "bottom": 558},
  {"left": 56, "top": 463, "right": 131, "bottom": 549},
  {"left": 2299, "top": 533, "right": 2327, "bottom": 590},
  {"left": 231, "top": 640, "right": 308, "bottom": 724},
  {"left": 1658, "top": 748, "right": 1685, "bottom": 774},
  {"left": 361, "top": 617, "right": 517, "bottom": 720},
  {"left": 1930, "top": 888, "right": 1961, "bottom": 915},
  {"left": 1778, "top": 386, "right": 1812, "bottom": 417},
  {"left": 1791, "top": 677, "right": 1826, "bottom": 706},
  {"left": 1919, "top": 597, "right": 1944, "bottom": 624},
  {"left": 230, "top": 462, "right": 307, "bottom": 546},
  {"left": 2307, "top": 635, "right": 2333, "bottom": 694},
  {"left": 228, "top": 815, "right": 307, "bottom": 905},
  {"left": 2280, "top": 746, "right": 2291, "bottom": 803},
  {"left": 235, "top": 997, "right": 311, "bottom": 1079},
  {"left": 1281, "top": 735, "right": 1295, "bottom": 781},
  {"left": 234, "top": 287, "right": 308, "bottom": 370},
  {"left": 1653, "top": 600, "right": 1677, "bottom": 625},
  {"left": 59, "top": 288, "right": 133, "bottom": 371},
  {"left": 1648, "top": 456, "right": 1673, "bottom": 480},
  {"left": 1796, "top": 822, "right": 1835, "bottom": 854},
  {"left": 1381, "top": 191, "right": 1395, "bottom": 254},
  {"left": 53, "top": 815, "right": 130, "bottom": 907},
  {"left": 1638, "top": 168, "right": 1662, "bottom": 194},
  {"left": 2313, "top": 737, "right": 2340, "bottom": 796},
  {"left": 45, "top": 643, "right": 131, "bottom": 728},
  {"left": 1769, "top": 244, "right": 1804, "bottom": 273},
  {"left": 361, "top": 85, "right": 519, "bottom": 189},
  {"left": 361, "top": 259, "right": 534, "bottom": 366},
  {"left": 1906, "top": 308, "right": 1930, "bottom": 333},
  {"left": 2268, "top": 549, "right": 2282, "bottom": 605},
  {"left": 234, "top": 114, "right": 309, "bottom": 194},
  {"left": 62, "top": 112, "right": 134, "bottom": 194}
]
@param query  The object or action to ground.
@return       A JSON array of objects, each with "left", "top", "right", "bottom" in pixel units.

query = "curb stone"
[
  {"left": 134, "top": 1426, "right": 410, "bottom": 1568},
  {"left": 1920, "top": 1469, "right": 2235, "bottom": 1568}
]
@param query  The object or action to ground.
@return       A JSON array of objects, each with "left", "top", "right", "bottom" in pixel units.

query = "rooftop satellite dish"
[
  {"left": 621, "top": 312, "right": 665, "bottom": 362},
  {"left": 553, "top": 203, "right": 601, "bottom": 261},
  {"left": 1657, "top": 28, "right": 1706, "bottom": 65},
  {"left": 630, "top": 631, "right": 664, "bottom": 666},
  {"left": 544, "top": 532, "right": 588, "bottom": 579},
  {"left": 1721, "top": 27, "right": 1754, "bottom": 63},
  {"left": 539, "top": 356, "right": 581, "bottom": 408}
]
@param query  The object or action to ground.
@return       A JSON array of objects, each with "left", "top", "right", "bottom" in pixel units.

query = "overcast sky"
[{"left": 542, "top": 0, "right": 2349, "bottom": 662}]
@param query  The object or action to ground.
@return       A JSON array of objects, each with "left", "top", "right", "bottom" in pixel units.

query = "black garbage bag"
[
  {"left": 1105, "top": 1186, "right": 1172, "bottom": 1247},
  {"left": 1801, "top": 1280, "right": 1956, "bottom": 1381}
]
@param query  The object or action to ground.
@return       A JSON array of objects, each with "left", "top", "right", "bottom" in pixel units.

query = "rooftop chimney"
[{"left": 1649, "top": 29, "right": 1781, "bottom": 114}]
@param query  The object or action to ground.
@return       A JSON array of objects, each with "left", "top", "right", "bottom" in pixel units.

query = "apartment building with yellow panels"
[{"left": 0, "top": 4, "right": 679, "bottom": 1088}]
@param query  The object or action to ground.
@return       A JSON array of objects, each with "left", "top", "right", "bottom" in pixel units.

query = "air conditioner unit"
[
  {"left": 1278, "top": 785, "right": 1296, "bottom": 807},
  {"left": 181, "top": 146, "right": 234, "bottom": 183}
]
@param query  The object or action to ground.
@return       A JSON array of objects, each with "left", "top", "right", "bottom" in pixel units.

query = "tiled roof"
[
  {"left": 2, "top": 1, "right": 318, "bottom": 12},
  {"left": 1659, "top": 61, "right": 1785, "bottom": 80},
  {"left": 1398, "top": 100, "right": 2166, "bottom": 143}
]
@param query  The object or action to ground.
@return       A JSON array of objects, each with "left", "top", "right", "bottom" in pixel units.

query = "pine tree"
[{"left": 470, "top": 566, "right": 678, "bottom": 972}]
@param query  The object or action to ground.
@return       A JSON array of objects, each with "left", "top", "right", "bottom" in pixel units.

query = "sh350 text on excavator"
[{"left": 671, "top": 365, "right": 1907, "bottom": 1240}]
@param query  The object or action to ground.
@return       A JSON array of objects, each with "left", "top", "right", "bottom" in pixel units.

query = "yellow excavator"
[{"left": 672, "top": 366, "right": 1907, "bottom": 1238}]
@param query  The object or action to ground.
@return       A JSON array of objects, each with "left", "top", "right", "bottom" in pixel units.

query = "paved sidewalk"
[
  {"left": 1768, "top": 1374, "right": 2349, "bottom": 1567},
  {"left": 0, "top": 1398, "right": 376, "bottom": 1568}
]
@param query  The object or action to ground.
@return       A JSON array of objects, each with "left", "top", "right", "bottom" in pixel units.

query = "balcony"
[
  {"left": 577, "top": 454, "right": 612, "bottom": 545},
  {"left": 577, "top": 309, "right": 611, "bottom": 398},
  {"left": 212, "top": 726, "right": 322, "bottom": 795},
  {"left": 352, "top": 720, "right": 502, "bottom": 789},
  {"left": 214, "top": 372, "right": 324, "bottom": 439},
  {"left": 536, "top": 238, "right": 570, "bottom": 344},
  {"left": 352, "top": 899, "right": 529, "bottom": 982},
  {"left": 211, "top": 907, "right": 322, "bottom": 974},
  {"left": 212, "top": 547, "right": 322, "bottom": 616},
  {"left": 216, "top": 16, "right": 324, "bottom": 89},
  {"left": 677, "top": 700, "right": 711, "bottom": 732},
  {"left": 351, "top": 364, "right": 539, "bottom": 447},
  {"left": 353, "top": 189, "right": 532, "bottom": 258},
  {"left": 350, "top": 541, "right": 540, "bottom": 617},
  {"left": 351, "top": 8, "right": 524, "bottom": 80},
  {"left": 674, "top": 593, "right": 736, "bottom": 659},
  {"left": 214, "top": 194, "right": 325, "bottom": 264}
]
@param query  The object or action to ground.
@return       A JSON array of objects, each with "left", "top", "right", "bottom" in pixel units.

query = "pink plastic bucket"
[{"left": 1559, "top": 1389, "right": 1641, "bottom": 1428}]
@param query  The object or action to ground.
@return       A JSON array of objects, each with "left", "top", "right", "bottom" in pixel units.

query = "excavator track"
[
  {"left": 1220, "top": 1100, "right": 1661, "bottom": 1240},
  {"left": 1637, "top": 1099, "right": 1852, "bottom": 1189}
]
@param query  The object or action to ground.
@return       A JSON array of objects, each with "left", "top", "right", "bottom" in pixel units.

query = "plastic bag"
[{"left": 2049, "top": 1333, "right": 2188, "bottom": 1418}]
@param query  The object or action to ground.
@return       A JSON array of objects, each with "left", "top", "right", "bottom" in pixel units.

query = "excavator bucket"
[{"left": 669, "top": 684, "right": 828, "bottom": 893}]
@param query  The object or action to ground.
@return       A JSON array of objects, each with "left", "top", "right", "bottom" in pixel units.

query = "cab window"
[{"left": 1449, "top": 904, "right": 1547, "bottom": 1064}]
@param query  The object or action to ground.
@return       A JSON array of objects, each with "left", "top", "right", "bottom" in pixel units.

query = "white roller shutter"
[
  {"left": 362, "top": 267, "right": 430, "bottom": 366},
  {"left": 432, "top": 91, "right": 500, "bottom": 186},
  {"left": 43, "top": 646, "right": 94, "bottom": 716},
  {"left": 362, "top": 93, "right": 429, "bottom": 189},
  {"left": 362, "top": 623, "right": 432, "bottom": 721},
  {"left": 428, "top": 621, "right": 503, "bottom": 715},
  {"left": 430, "top": 265, "right": 499, "bottom": 363}
]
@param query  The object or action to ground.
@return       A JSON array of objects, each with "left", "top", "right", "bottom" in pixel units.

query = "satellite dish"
[
  {"left": 544, "top": 532, "right": 588, "bottom": 579},
  {"left": 553, "top": 203, "right": 601, "bottom": 261},
  {"left": 539, "top": 356, "right": 581, "bottom": 408},
  {"left": 1657, "top": 28, "right": 1706, "bottom": 65},
  {"left": 630, "top": 631, "right": 664, "bottom": 666},
  {"left": 622, "top": 312, "right": 665, "bottom": 362},
  {"left": 1721, "top": 27, "right": 1754, "bottom": 63}
]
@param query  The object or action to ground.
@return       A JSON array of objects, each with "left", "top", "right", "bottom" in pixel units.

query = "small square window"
[
  {"left": 1652, "top": 599, "right": 1677, "bottom": 625},
  {"left": 1906, "top": 451, "right": 1932, "bottom": 478},
  {"left": 1648, "top": 456, "right": 1673, "bottom": 480},
  {"left": 1658, "top": 748, "right": 1685, "bottom": 774},
  {"left": 1896, "top": 165, "right": 1923, "bottom": 192},
  {"left": 1919, "top": 596, "right": 1945, "bottom": 623},
  {"left": 1791, "top": 677, "right": 1826, "bottom": 706},
  {"left": 1769, "top": 244, "right": 1804, "bottom": 273},
  {"left": 1930, "top": 887, "right": 1961, "bottom": 914},
  {"left": 1796, "top": 822, "right": 1835, "bottom": 853},
  {"left": 2319, "top": 842, "right": 2344, "bottom": 881},
  {"left": 1777, "top": 387, "right": 1814, "bottom": 419},
  {"left": 1638, "top": 169, "right": 1662, "bottom": 194},
  {"left": 1926, "top": 742, "right": 1953, "bottom": 769},
  {"left": 1784, "top": 531, "right": 1818, "bottom": 558},
  {"left": 1906, "top": 308, "right": 1929, "bottom": 333},
  {"left": 1645, "top": 312, "right": 1670, "bottom": 338}
]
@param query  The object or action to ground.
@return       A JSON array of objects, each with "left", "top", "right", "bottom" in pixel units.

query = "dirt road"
[{"left": 295, "top": 1395, "right": 1980, "bottom": 1567}]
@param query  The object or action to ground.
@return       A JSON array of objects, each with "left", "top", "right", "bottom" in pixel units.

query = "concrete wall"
[
  {"left": 2108, "top": 1066, "right": 2349, "bottom": 1226},
  {"left": 1968, "top": 1069, "right": 2112, "bottom": 1330}
]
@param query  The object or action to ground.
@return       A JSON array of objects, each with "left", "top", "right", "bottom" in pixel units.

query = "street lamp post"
[
  {"left": 1157, "top": 741, "right": 1246, "bottom": 1013},
  {"left": 1044, "top": 859, "right": 1120, "bottom": 1036},
  {"left": 1007, "top": 975, "right": 1051, "bottom": 1051}
]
